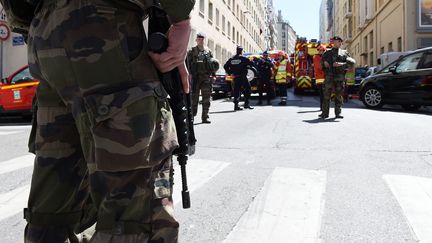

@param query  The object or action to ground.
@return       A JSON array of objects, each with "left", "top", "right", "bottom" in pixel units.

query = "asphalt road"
[{"left": 0, "top": 90, "right": 432, "bottom": 243}]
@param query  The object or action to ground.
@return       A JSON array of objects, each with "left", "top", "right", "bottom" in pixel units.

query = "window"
[
  {"left": 396, "top": 52, "right": 423, "bottom": 72},
  {"left": 388, "top": 42, "right": 393, "bottom": 52},
  {"left": 199, "top": 0, "right": 205, "bottom": 16},
  {"left": 208, "top": 2, "right": 213, "bottom": 24},
  {"left": 216, "top": 8, "right": 220, "bottom": 29},
  {"left": 380, "top": 47, "right": 384, "bottom": 54},
  {"left": 420, "top": 53, "right": 432, "bottom": 69},
  {"left": 222, "top": 15, "right": 226, "bottom": 33},
  {"left": 11, "top": 68, "right": 33, "bottom": 84},
  {"left": 397, "top": 37, "right": 402, "bottom": 52},
  {"left": 369, "top": 31, "right": 374, "bottom": 49}
]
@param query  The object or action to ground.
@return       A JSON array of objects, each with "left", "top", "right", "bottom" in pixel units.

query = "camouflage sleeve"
[
  {"left": 160, "top": 0, "right": 195, "bottom": 23},
  {"left": 224, "top": 59, "right": 231, "bottom": 74}
]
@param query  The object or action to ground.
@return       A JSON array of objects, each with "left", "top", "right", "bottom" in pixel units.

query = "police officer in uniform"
[
  {"left": 319, "top": 36, "right": 356, "bottom": 119},
  {"left": 187, "top": 32, "right": 216, "bottom": 123},
  {"left": 0, "top": 0, "right": 195, "bottom": 242},
  {"left": 257, "top": 51, "right": 274, "bottom": 105},
  {"left": 224, "top": 46, "right": 254, "bottom": 111}
]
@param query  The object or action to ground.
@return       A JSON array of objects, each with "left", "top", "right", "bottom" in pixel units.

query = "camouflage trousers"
[
  {"left": 25, "top": 0, "right": 179, "bottom": 242},
  {"left": 322, "top": 77, "right": 345, "bottom": 116},
  {"left": 192, "top": 78, "right": 212, "bottom": 120}
]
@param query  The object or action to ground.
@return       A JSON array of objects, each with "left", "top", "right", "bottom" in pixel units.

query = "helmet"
[
  {"left": 208, "top": 58, "right": 220, "bottom": 73},
  {"left": 317, "top": 44, "right": 326, "bottom": 52}
]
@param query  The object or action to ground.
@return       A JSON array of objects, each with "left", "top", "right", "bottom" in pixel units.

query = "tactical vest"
[
  {"left": 275, "top": 59, "right": 288, "bottom": 84},
  {"left": 189, "top": 46, "right": 212, "bottom": 78}
]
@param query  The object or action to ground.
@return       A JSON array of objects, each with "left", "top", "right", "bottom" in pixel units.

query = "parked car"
[
  {"left": 212, "top": 68, "right": 232, "bottom": 97},
  {"left": 366, "top": 66, "right": 380, "bottom": 77},
  {"left": 0, "top": 65, "right": 38, "bottom": 116},
  {"left": 359, "top": 47, "right": 432, "bottom": 111}
]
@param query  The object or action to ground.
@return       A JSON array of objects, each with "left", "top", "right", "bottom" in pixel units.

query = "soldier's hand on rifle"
[{"left": 149, "top": 19, "right": 191, "bottom": 94}]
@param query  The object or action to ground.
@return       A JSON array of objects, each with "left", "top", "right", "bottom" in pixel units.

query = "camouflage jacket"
[{"left": 321, "top": 48, "right": 356, "bottom": 78}]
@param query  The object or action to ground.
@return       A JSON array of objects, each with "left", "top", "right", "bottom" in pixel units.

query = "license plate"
[
  {"left": 251, "top": 86, "right": 258, "bottom": 91},
  {"left": 13, "top": 90, "right": 21, "bottom": 100}
]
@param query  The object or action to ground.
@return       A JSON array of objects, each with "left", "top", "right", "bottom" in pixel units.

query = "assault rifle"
[{"left": 148, "top": 2, "right": 196, "bottom": 209}]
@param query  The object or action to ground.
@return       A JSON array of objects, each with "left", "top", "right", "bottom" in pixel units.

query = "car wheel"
[
  {"left": 401, "top": 104, "right": 421, "bottom": 111},
  {"left": 246, "top": 67, "right": 257, "bottom": 82},
  {"left": 361, "top": 86, "right": 384, "bottom": 109}
]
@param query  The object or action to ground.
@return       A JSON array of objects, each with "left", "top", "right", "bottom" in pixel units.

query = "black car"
[
  {"left": 359, "top": 47, "right": 432, "bottom": 111},
  {"left": 212, "top": 69, "right": 232, "bottom": 97}
]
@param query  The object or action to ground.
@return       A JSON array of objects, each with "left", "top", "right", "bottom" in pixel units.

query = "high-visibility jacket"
[{"left": 275, "top": 59, "right": 288, "bottom": 84}]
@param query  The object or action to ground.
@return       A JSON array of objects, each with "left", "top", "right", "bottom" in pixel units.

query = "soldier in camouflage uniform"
[
  {"left": 187, "top": 32, "right": 215, "bottom": 124},
  {"left": 20, "top": 0, "right": 195, "bottom": 242},
  {"left": 319, "top": 36, "right": 355, "bottom": 119}
]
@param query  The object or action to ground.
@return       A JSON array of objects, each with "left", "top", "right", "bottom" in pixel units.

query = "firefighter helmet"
[{"left": 317, "top": 44, "right": 327, "bottom": 52}]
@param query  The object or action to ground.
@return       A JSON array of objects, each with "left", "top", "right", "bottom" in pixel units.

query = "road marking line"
[
  {"left": 0, "top": 185, "right": 30, "bottom": 221},
  {"left": 0, "top": 131, "right": 24, "bottom": 136},
  {"left": 0, "top": 158, "right": 230, "bottom": 221},
  {"left": 223, "top": 167, "right": 327, "bottom": 243},
  {"left": 0, "top": 154, "right": 35, "bottom": 175},
  {"left": 0, "top": 126, "right": 31, "bottom": 130},
  {"left": 384, "top": 175, "right": 432, "bottom": 242},
  {"left": 173, "top": 159, "right": 230, "bottom": 205}
]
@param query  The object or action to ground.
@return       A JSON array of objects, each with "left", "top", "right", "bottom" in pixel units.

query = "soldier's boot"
[
  {"left": 234, "top": 103, "right": 243, "bottom": 111},
  {"left": 244, "top": 100, "right": 254, "bottom": 109},
  {"left": 318, "top": 113, "right": 329, "bottom": 119},
  {"left": 202, "top": 118, "right": 211, "bottom": 123},
  {"left": 335, "top": 113, "right": 344, "bottom": 119}
]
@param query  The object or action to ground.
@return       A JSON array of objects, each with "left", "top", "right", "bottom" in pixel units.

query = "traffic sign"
[{"left": 0, "top": 22, "right": 10, "bottom": 41}]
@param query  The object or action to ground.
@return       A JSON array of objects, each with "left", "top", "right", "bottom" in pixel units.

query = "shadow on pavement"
[
  {"left": 0, "top": 116, "right": 32, "bottom": 126},
  {"left": 303, "top": 117, "right": 340, "bottom": 124}
]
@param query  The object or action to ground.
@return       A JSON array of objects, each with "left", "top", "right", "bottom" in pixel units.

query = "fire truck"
[{"left": 292, "top": 38, "right": 330, "bottom": 94}]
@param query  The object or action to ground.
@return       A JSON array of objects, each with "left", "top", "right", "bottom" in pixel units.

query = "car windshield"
[{"left": 216, "top": 68, "right": 226, "bottom": 75}]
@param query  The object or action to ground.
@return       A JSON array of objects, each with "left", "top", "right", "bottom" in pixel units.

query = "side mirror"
[
  {"left": 389, "top": 66, "right": 398, "bottom": 74},
  {"left": 0, "top": 78, "right": 7, "bottom": 85}
]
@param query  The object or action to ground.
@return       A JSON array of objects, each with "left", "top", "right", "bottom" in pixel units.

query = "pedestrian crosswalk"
[{"left": 0, "top": 154, "right": 432, "bottom": 242}]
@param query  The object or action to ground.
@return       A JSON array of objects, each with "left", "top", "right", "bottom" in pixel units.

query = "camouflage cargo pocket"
[
  {"left": 153, "top": 157, "right": 173, "bottom": 199},
  {"left": 84, "top": 83, "right": 178, "bottom": 172}
]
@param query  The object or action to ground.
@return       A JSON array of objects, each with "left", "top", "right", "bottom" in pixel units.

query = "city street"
[{"left": 0, "top": 91, "right": 432, "bottom": 243}]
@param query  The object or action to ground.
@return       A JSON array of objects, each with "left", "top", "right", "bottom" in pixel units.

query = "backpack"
[{"left": 0, "top": 0, "right": 37, "bottom": 35}]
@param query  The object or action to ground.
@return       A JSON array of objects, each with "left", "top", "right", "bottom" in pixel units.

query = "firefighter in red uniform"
[{"left": 313, "top": 44, "right": 327, "bottom": 110}]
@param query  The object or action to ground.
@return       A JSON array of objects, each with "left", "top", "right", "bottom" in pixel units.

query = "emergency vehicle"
[
  {"left": 0, "top": 65, "right": 38, "bottom": 117},
  {"left": 292, "top": 38, "right": 330, "bottom": 94}
]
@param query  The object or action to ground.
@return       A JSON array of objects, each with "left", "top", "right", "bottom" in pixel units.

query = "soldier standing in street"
[
  {"left": 187, "top": 32, "right": 216, "bottom": 123},
  {"left": 224, "top": 46, "right": 255, "bottom": 111},
  {"left": 257, "top": 51, "right": 274, "bottom": 105},
  {"left": 0, "top": 0, "right": 195, "bottom": 242},
  {"left": 319, "top": 36, "right": 356, "bottom": 119}
]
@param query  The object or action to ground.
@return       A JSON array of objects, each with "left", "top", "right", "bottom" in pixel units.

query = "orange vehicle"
[{"left": 0, "top": 65, "right": 38, "bottom": 116}]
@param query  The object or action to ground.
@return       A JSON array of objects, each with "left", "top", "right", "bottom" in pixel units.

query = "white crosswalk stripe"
[
  {"left": 173, "top": 159, "right": 230, "bottom": 205},
  {"left": 0, "top": 157, "right": 230, "bottom": 222},
  {"left": 0, "top": 154, "right": 35, "bottom": 175},
  {"left": 223, "top": 167, "right": 327, "bottom": 243},
  {"left": 384, "top": 174, "right": 432, "bottom": 242},
  {"left": 0, "top": 185, "right": 30, "bottom": 221}
]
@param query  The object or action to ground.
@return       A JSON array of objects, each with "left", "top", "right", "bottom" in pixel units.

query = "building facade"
[
  {"left": 276, "top": 10, "right": 297, "bottom": 54},
  {"left": 190, "top": 0, "right": 267, "bottom": 63},
  {"left": 0, "top": 8, "right": 28, "bottom": 79},
  {"left": 319, "top": 0, "right": 335, "bottom": 43},
  {"left": 331, "top": 0, "right": 432, "bottom": 67},
  {"left": 265, "top": 0, "right": 278, "bottom": 50}
]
